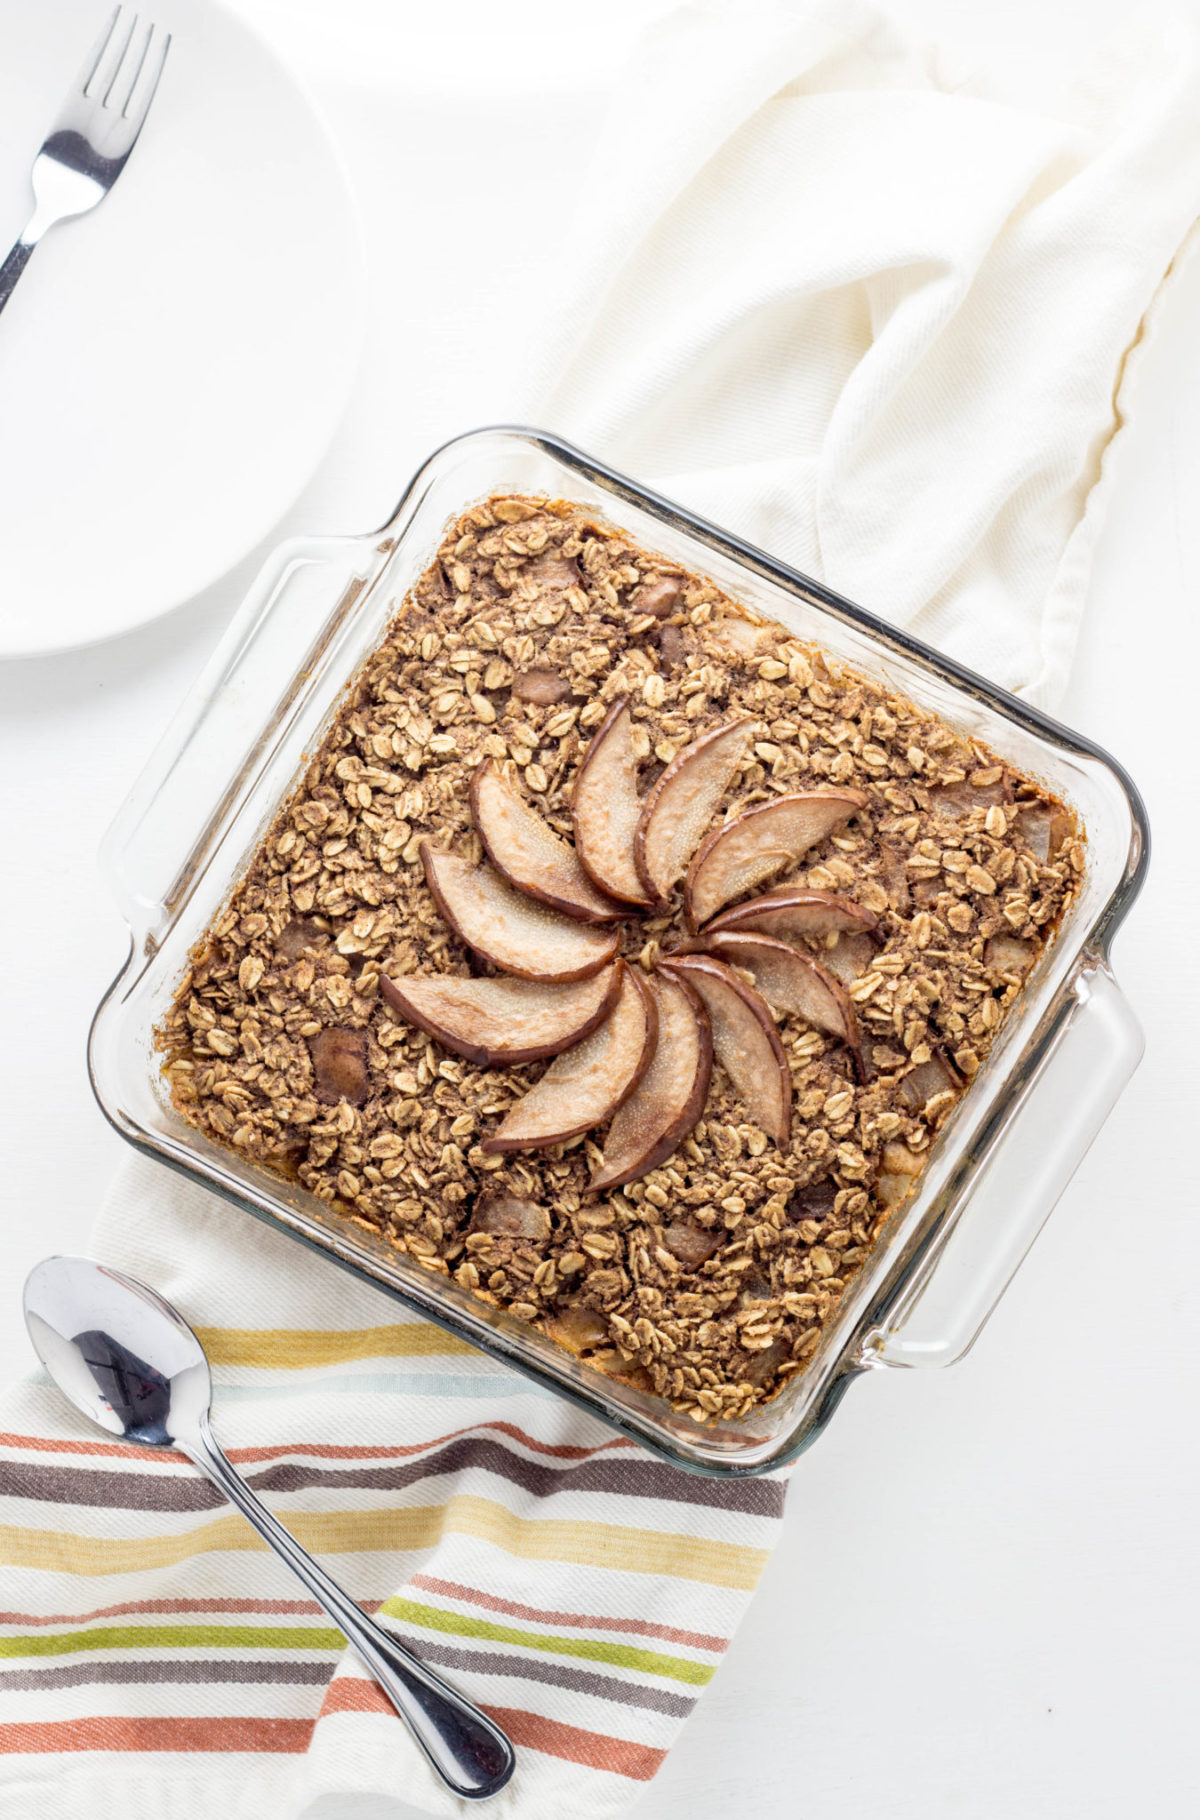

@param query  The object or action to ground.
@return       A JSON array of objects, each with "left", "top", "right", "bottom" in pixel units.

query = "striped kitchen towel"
[{"left": 0, "top": 1157, "right": 786, "bottom": 1820}]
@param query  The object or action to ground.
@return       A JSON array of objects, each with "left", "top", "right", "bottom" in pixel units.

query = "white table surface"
[{"left": 1, "top": 2, "right": 1197, "bottom": 1816}]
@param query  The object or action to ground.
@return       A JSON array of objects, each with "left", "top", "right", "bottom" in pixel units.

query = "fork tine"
[
  {"left": 96, "top": 8, "right": 140, "bottom": 106},
  {"left": 121, "top": 24, "right": 170, "bottom": 130},
  {"left": 108, "top": 18, "right": 154, "bottom": 118},
  {"left": 76, "top": 6, "right": 121, "bottom": 96}
]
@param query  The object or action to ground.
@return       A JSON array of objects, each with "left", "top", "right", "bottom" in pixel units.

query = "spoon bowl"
[
  {"left": 23, "top": 1254, "right": 516, "bottom": 1800},
  {"left": 24, "top": 1254, "right": 212, "bottom": 1445}
]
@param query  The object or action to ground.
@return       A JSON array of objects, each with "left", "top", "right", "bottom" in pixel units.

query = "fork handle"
[{"left": 0, "top": 238, "right": 36, "bottom": 317}]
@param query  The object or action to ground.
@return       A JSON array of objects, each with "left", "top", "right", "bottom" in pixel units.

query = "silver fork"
[{"left": 0, "top": 8, "right": 170, "bottom": 318}]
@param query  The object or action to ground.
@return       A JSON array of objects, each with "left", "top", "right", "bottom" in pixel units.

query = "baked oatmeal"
[{"left": 158, "top": 496, "right": 1081, "bottom": 1423}]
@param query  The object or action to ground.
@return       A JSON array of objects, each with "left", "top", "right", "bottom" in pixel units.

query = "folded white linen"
[{"left": 529, "top": 0, "right": 1200, "bottom": 708}]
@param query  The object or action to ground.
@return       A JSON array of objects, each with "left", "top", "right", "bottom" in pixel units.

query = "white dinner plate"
[{"left": 0, "top": 0, "right": 364, "bottom": 658}]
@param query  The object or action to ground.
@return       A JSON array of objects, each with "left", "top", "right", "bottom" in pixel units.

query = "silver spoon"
[{"left": 23, "top": 1255, "right": 516, "bottom": 1801}]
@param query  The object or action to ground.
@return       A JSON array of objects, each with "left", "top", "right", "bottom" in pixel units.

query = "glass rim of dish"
[{"left": 87, "top": 426, "right": 1150, "bottom": 1475}]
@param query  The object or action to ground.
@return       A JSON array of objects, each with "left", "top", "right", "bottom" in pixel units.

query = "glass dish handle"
[
  {"left": 101, "top": 534, "right": 380, "bottom": 951},
  {"left": 862, "top": 960, "right": 1143, "bottom": 1370}
]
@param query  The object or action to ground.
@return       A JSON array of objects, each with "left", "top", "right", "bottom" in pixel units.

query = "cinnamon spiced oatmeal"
[{"left": 158, "top": 495, "right": 1081, "bottom": 1423}]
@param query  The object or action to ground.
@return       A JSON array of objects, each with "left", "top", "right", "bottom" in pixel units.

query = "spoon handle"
[{"left": 180, "top": 1416, "right": 515, "bottom": 1800}]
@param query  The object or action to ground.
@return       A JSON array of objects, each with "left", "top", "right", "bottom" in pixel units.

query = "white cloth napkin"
[{"left": 526, "top": 0, "right": 1200, "bottom": 708}]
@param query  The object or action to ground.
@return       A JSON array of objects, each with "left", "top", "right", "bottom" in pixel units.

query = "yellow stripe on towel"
[
  {"left": 0, "top": 1495, "right": 769, "bottom": 1591},
  {"left": 192, "top": 1324, "right": 476, "bottom": 1368}
]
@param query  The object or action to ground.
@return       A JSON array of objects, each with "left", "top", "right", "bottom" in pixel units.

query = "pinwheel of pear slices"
[
  {"left": 161, "top": 495, "right": 1081, "bottom": 1420},
  {"left": 382, "top": 718, "right": 875, "bottom": 1187}
]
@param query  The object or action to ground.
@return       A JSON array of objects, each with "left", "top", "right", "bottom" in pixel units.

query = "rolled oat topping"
[{"left": 158, "top": 495, "right": 1081, "bottom": 1423}]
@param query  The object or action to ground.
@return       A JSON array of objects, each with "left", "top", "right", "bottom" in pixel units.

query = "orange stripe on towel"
[
  {"left": 320, "top": 1679, "right": 666, "bottom": 1781},
  {"left": 0, "top": 1715, "right": 313, "bottom": 1755}
]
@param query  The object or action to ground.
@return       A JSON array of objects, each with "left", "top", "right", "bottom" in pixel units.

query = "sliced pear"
[
  {"left": 700, "top": 930, "right": 863, "bottom": 1073},
  {"left": 525, "top": 554, "right": 581, "bottom": 591},
  {"left": 820, "top": 930, "right": 879, "bottom": 986},
  {"left": 633, "top": 719, "right": 756, "bottom": 906},
  {"left": 985, "top": 934, "right": 1036, "bottom": 977},
  {"left": 790, "top": 1177, "right": 838, "bottom": 1221},
  {"left": 420, "top": 844, "right": 619, "bottom": 981},
  {"left": 930, "top": 774, "right": 1013, "bottom": 821},
  {"left": 481, "top": 964, "right": 657, "bottom": 1153},
  {"left": 1016, "top": 804, "right": 1073, "bottom": 863},
  {"left": 704, "top": 887, "right": 877, "bottom": 944},
  {"left": 875, "top": 1171, "right": 917, "bottom": 1211},
  {"left": 875, "top": 1142, "right": 925, "bottom": 1212},
  {"left": 740, "top": 1335, "right": 791, "bottom": 1386},
  {"left": 512, "top": 667, "right": 571, "bottom": 706},
  {"left": 470, "top": 760, "right": 623, "bottom": 923},
  {"left": 276, "top": 916, "right": 330, "bottom": 959},
  {"left": 877, "top": 843, "right": 911, "bottom": 913},
  {"left": 896, "top": 1049, "right": 961, "bottom": 1113},
  {"left": 571, "top": 697, "right": 653, "bottom": 908},
  {"left": 588, "top": 1349, "right": 655, "bottom": 1392},
  {"left": 470, "top": 1194, "right": 551, "bottom": 1241},
  {"left": 380, "top": 965, "right": 620, "bottom": 1066},
  {"left": 661, "top": 1219, "right": 725, "bottom": 1268},
  {"left": 634, "top": 575, "right": 684, "bottom": 619},
  {"left": 544, "top": 1306, "right": 610, "bottom": 1353},
  {"left": 658, "top": 954, "right": 790, "bottom": 1147},
  {"left": 657, "top": 624, "right": 685, "bottom": 670},
  {"left": 685, "top": 789, "right": 867, "bottom": 929},
  {"left": 589, "top": 974, "right": 713, "bottom": 1190},
  {"left": 307, "top": 1028, "right": 369, "bottom": 1107},
  {"left": 883, "top": 1142, "right": 925, "bottom": 1176},
  {"left": 706, "top": 616, "right": 776, "bottom": 661}
]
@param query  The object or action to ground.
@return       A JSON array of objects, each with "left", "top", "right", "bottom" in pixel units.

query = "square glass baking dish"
[{"left": 89, "top": 427, "right": 1148, "bottom": 1476}]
